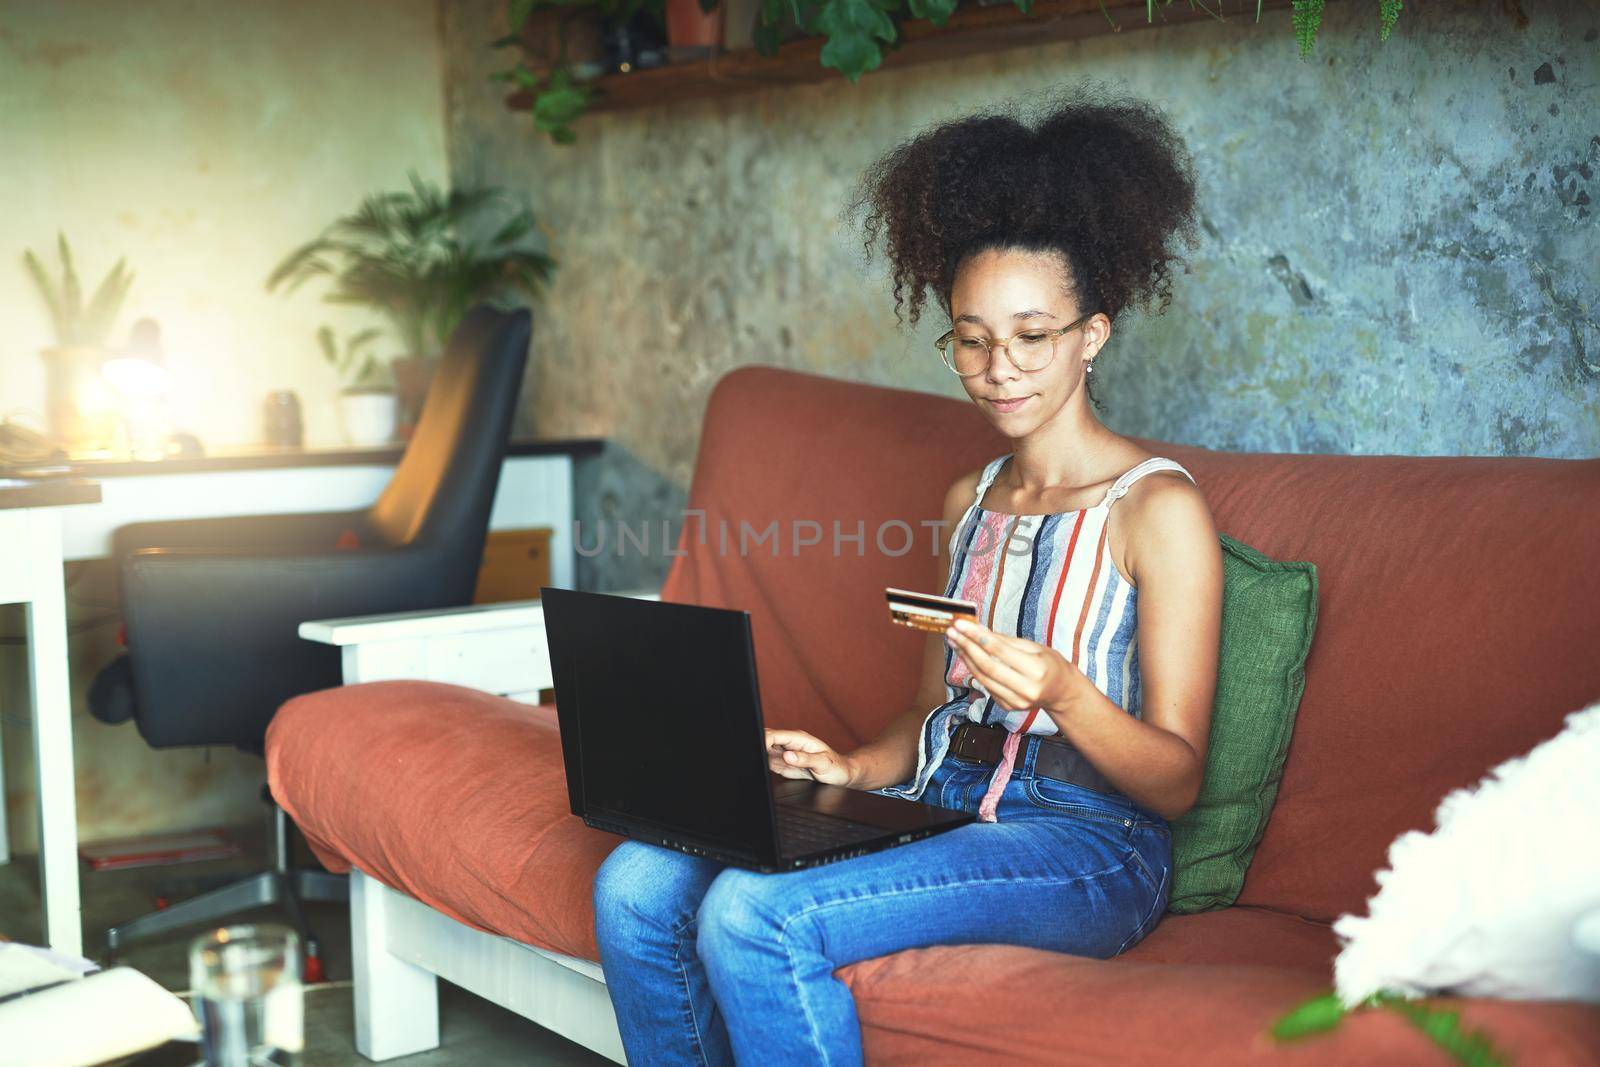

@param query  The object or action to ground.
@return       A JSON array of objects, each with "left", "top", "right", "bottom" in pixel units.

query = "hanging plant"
[
  {"left": 493, "top": 0, "right": 1412, "bottom": 143},
  {"left": 491, "top": 0, "right": 668, "bottom": 143},
  {"left": 1285, "top": 0, "right": 1403, "bottom": 58}
]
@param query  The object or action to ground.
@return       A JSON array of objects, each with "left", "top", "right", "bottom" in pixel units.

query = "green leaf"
[
  {"left": 1014, "top": 0, "right": 1034, "bottom": 13},
  {"left": 23, "top": 248, "right": 65, "bottom": 344},
  {"left": 83, "top": 258, "right": 133, "bottom": 348},
  {"left": 317, "top": 325, "right": 339, "bottom": 365},
  {"left": 57, "top": 232, "right": 82, "bottom": 336},
  {"left": 816, "top": 0, "right": 896, "bottom": 45},
  {"left": 347, "top": 327, "right": 383, "bottom": 355},
  {"left": 698, "top": 0, "right": 720, "bottom": 12},
  {"left": 1380, "top": 999, "right": 1509, "bottom": 1067},
  {"left": 814, "top": 0, "right": 896, "bottom": 81},
  {"left": 1267, "top": 988, "right": 1510, "bottom": 1067},
  {"left": 907, "top": 0, "right": 958, "bottom": 25},
  {"left": 1379, "top": 0, "right": 1402, "bottom": 40},
  {"left": 530, "top": 69, "right": 591, "bottom": 144},
  {"left": 24, "top": 236, "right": 133, "bottom": 347},
  {"left": 508, "top": 0, "right": 539, "bottom": 31},
  {"left": 533, "top": 84, "right": 591, "bottom": 129},
  {"left": 1292, "top": 0, "right": 1324, "bottom": 59},
  {"left": 820, "top": 33, "right": 883, "bottom": 80},
  {"left": 488, "top": 208, "right": 538, "bottom": 248},
  {"left": 1269, "top": 991, "right": 1347, "bottom": 1041}
]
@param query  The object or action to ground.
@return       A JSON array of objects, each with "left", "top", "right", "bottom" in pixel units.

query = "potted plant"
[
  {"left": 22, "top": 233, "right": 135, "bottom": 452},
  {"left": 317, "top": 325, "right": 398, "bottom": 446},
  {"left": 491, "top": 0, "right": 673, "bottom": 143},
  {"left": 266, "top": 173, "right": 556, "bottom": 436},
  {"left": 665, "top": 0, "right": 723, "bottom": 60}
]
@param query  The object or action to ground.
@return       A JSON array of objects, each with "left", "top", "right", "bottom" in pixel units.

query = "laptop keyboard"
[{"left": 776, "top": 805, "right": 889, "bottom": 855}]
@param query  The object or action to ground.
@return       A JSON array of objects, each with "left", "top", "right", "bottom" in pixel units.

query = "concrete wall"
[
  {"left": 441, "top": 0, "right": 1599, "bottom": 592},
  {"left": 1, "top": 0, "right": 449, "bottom": 851}
]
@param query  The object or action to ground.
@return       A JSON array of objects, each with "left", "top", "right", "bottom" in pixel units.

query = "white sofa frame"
[{"left": 300, "top": 591, "right": 662, "bottom": 1064}]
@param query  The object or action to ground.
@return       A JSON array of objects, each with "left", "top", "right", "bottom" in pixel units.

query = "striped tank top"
[{"left": 873, "top": 453, "right": 1198, "bottom": 817}]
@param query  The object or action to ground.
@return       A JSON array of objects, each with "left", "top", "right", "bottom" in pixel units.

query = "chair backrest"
[
  {"left": 368, "top": 305, "right": 532, "bottom": 592},
  {"left": 109, "top": 305, "right": 532, "bottom": 755},
  {"left": 660, "top": 364, "right": 1600, "bottom": 923}
]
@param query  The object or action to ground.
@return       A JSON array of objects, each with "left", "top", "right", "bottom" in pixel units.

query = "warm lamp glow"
[
  {"left": 102, "top": 317, "right": 174, "bottom": 459},
  {"left": 101, "top": 355, "right": 172, "bottom": 398}
]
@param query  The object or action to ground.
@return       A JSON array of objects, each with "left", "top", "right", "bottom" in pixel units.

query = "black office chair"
[{"left": 88, "top": 305, "right": 531, "bottom": 955}]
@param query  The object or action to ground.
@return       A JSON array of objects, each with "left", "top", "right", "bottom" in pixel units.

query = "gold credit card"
[{"left": 885, "top": 586, "right": 980, "bottom": 633}]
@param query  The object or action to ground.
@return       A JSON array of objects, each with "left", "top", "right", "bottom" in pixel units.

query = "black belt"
[{"left": 950, "top": 720, "right": 1122, "bottom": 799}]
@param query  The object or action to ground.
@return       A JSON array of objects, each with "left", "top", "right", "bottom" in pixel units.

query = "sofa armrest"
[{"left": 299, "top": 587, "right": 663, "bottom": 698}]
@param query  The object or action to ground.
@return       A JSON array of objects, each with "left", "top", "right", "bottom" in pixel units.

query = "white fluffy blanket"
[{"left": 1331, "top": 699, "right": 1600, "bottom": 1006}]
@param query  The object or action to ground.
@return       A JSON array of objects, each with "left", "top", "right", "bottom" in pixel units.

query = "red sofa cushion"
[
  {"left": 838, "top": 945, "right": 1600, "bottom": 1065},
  {"left": 268, "top": 680, "right": 1346, "bottom": 978},
  {"left": 268, "top": 681, "right": 617, "bottom": 961}
]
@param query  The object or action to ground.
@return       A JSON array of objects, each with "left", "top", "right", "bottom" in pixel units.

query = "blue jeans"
[{"left": 591, "top": 742, "right": 1173, "bottom": 1066}]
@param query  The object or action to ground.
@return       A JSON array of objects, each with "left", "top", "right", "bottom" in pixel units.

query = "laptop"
[{"left": 539, "top": 586, "right": 974, "bottom": 872}]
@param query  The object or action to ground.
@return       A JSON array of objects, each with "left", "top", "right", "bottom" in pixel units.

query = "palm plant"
[
  {"left": 317, "top": 325, "right": 386, "bottom": 391},
  {"left": 266, "top": 173, "right": 556, "bottom": 360},
  {"left": 24, "top": 233, "right": 135, "bottom": 348}
]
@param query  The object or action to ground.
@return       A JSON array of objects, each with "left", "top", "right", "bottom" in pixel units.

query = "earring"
[{"left": 1084, "top": 361, "right": 1094, "bottom": 374}]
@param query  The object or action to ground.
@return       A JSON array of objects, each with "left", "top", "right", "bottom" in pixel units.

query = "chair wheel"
[{"left": 87, "top": 654, "right": 137, "bottom": 725}]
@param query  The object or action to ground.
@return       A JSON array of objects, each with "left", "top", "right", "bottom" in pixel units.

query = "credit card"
[{"left": 885, "top": 586, "right": 979, "bottom": 633}]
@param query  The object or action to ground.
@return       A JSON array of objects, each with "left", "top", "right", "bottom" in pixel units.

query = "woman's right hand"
[{"left": 765, "top": 728, "right": 858, "bottom": 787}]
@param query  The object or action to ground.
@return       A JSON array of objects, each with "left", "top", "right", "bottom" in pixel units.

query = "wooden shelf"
[{"left": 506, "top": 0, "right": 1294, "bottom": 117}]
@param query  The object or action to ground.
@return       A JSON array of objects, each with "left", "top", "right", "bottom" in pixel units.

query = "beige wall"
[
  {"left": 1, "top": 0, "right": 449, "bottom": 449},
  {"left": 1, "top": 0, "right": 450, "bottom": 851}
]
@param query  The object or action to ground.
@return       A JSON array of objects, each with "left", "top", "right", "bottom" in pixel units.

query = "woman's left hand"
[{"left": 945, "top": 618, "right": 1086, "bottom": 718}]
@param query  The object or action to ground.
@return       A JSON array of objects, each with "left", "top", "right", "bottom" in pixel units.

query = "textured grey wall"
[{"left": 440, "top": 0, "right": 1599, "bottom": 590}]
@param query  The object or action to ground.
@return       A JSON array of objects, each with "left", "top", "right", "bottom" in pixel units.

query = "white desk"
[
  {"left": 0, "top": 438, "right": 600, "bottom": 954},
  {"left": 0, "top": 479, "right": 100, "bottom": 955},
  {"left": 34, "top": 439, "right": 603, "bottom": 588}
]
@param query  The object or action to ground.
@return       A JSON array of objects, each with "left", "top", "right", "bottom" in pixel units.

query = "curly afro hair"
[{"left": 848, "top": 79, "right": 1201, "bottom": 411}]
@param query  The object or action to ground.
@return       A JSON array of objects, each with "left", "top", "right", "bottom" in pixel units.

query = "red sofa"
[{"left": 267, "top": 365, "right": 1600, "bottom": 1063}]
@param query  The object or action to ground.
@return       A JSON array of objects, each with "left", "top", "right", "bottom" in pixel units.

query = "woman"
[{"left": 592, "top": 81, "right": 1224, "bottom": 1066}]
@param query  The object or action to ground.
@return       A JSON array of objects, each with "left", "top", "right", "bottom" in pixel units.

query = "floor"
[{"left": 0, "top": 822, "right": 612, "bottom": 1066}]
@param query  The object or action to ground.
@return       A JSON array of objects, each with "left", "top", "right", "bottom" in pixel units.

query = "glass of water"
[{"left": 189, "top": 924, "right": 304, "bottom": 1067}]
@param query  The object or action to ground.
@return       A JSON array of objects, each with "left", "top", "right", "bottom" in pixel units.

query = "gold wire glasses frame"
[{"left": 935, "top": 311, "right": 1095, "bottom": 377}]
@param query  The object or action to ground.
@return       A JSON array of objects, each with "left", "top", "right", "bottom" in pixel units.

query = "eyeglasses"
[{"left": 935, "top": 311, "right": 1095, "bottom": 377}]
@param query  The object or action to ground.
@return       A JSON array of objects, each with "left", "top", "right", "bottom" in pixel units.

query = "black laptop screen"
[{"left": 550, "top": 591, "right": 776, "bottom": 860}]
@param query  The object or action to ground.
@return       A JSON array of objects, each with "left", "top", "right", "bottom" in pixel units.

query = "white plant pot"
[{"left": 339, "top": 390, "right": 398, "bottom": 446}]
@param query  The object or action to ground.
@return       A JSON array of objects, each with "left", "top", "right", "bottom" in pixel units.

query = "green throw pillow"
[{"left": 1166, "top": 532, "right": 1319, "bottom": 914}]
